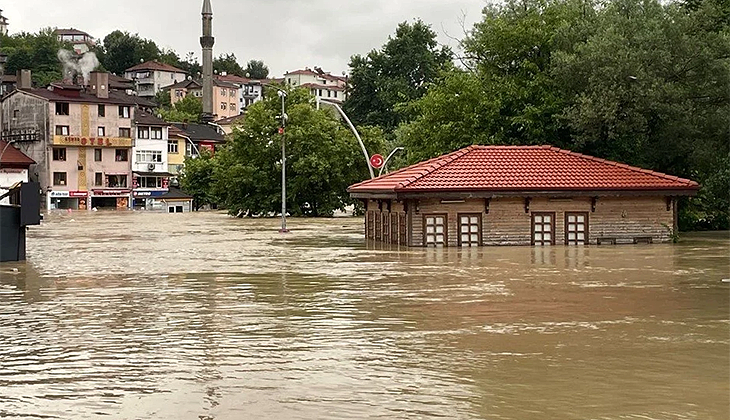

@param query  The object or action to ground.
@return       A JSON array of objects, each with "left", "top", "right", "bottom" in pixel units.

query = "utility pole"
[{"left": 278, "top": 90, "right": 288, "bottom": 233}]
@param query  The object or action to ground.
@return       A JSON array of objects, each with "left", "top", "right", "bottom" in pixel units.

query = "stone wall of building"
[{"left": 365, "top": 196, "right": 676, "bottom": 247}]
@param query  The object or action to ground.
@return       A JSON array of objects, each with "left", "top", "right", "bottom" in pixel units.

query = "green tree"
[
  {"left": 213, "top": 53, "right": 245, "bottom": 76},
  {"left": 343, "top": 19, "right": 453, "bottom": 131},
  {"left": 244, "top": 59, "right": 269, "bottom": 79},
  {"left": 213, "top": 86, "right": 384, "bottom": 217},
  {"left": 1, "top": 28, "right": 66, "bottom": 86},
  {"left": 158, "top": 95, "right": 202, "bottom": 123},
  {"left": 180, "top": 149, "right": 216, "bottom": 211},
  {"left": 100, "top": 30, "right": 160, "bottom": 75}
]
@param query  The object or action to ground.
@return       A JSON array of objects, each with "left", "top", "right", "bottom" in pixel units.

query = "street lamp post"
[{"left": 278, "top": 90, "right": 289, "bottom": 233}]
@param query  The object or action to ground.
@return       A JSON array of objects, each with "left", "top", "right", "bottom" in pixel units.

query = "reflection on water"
[{"left": 0, "top": 211, "right": 728, "bottom": 419}]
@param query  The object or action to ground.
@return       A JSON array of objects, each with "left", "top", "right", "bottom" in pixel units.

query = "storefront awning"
[{"left": 133, "top": 171, "right": 175, "bottom": 177}]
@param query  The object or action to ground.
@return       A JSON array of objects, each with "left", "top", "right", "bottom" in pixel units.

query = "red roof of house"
[
  {"left": 348, "top": 145, "right": 699, "bottom": 194},
  {"left": 125, "top": 60, "right": 186, "bottom": 74},
  {"left": 0, "top": 140, "right": 35, "bottom": 168}
]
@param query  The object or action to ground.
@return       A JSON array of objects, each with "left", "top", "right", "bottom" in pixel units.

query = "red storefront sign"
[{"left": 69, "top": 191, "right": 88, "bottom": 197}]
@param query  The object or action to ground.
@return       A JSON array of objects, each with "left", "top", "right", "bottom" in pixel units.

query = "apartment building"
[
  {"left": 167, "top": 77, "right": 241, "bottom": 119},
  {"left": 284, "top": 67, "right": 348, "bottom": 103},
  {"left": 124, "top": 61, "right": 187, "bottom": 98},
  {"left": 132, "top": 111, "right": 173, "bottom": 210},
  {"left": 1, "top": 71, "right": 139, "bottom": 210},
  {"left": 54, "top": 28, "right": 95, "bottom": 54}
]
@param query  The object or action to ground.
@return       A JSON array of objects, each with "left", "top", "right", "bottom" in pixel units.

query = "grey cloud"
[{"left": 5, "top": 0, "right": 486, "bottom": 76}]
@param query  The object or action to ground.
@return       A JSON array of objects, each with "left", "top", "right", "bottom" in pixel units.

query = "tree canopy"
[
  {"left": 343, "top": 19, "right": 453, "bottom": 130},
  {"left": 211, "top": 86, "right": 384, "bottom": 217},
  {"left": 245, "top": 59, "right": 270, "bottom": 79},
  {"left": 394, "top": 0, "right": 729, "bottom": 230}
]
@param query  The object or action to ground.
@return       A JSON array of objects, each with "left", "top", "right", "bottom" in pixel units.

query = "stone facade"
[{"left": 364, "top": 196, "right": 676, "bottom": 247}]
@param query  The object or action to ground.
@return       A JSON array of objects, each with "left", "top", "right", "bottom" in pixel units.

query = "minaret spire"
[{"left": 200, "top": 0, "right": 215, "bottom": 122}]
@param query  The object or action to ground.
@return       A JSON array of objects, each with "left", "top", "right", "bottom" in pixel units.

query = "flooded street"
[{"left": 1, "top": 211, "right": 728, "bottom": 419}]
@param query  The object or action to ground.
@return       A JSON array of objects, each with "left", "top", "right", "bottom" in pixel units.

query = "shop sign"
[
  {"left": 69, "top": 191, "right": 88, "bottom": 197},
  {"left": 133, "top": 190, "right": 166, "bottom": 197},
  {"left": 92, "top": 189, "right": 131, "bottom": 196},
  {"left": 49, "top": 191, "right": 69, "bottom": 198},
  {"left": 53, "top": 135, "right": 132, "bottom": 148}
]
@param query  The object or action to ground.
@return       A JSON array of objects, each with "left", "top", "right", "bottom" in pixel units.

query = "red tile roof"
[
  {"left": 125, "top": 60, "right": 186, "bottom": 74},
  {"left": 348, "top": 145, "right": 699, "bottom": 194},
  {"left": 0, "top": 140, "right": 35, "bottom": 168}
]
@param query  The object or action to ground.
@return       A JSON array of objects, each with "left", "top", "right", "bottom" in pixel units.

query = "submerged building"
[{"left": 348, "top": 145, "right": 699, "bottom": 247}]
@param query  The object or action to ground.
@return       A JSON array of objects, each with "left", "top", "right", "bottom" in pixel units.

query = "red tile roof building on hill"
[
  {"left": 123, "top": 61, "right": 188, "bottom": 98},
  {"left": 348, "top": 145, "right": 698, "bottom": 247}
]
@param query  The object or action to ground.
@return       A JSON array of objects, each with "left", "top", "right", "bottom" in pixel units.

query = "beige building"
[
  {"left": 0, "top": 71, "right": 152, "bottom": 210},
  {"left": 168, "top": 78, "right": 241, "bottom": 119}
]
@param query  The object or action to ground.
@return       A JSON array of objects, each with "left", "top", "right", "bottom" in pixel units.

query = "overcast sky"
[{"left": 4, "top": 0, "right": 487, "bottom": 77}]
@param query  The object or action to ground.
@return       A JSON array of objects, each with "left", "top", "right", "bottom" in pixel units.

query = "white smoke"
[{"left": 58, "top": 49, "right": 100, "bottom": 85}]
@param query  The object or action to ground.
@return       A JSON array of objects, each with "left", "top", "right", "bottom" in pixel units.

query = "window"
[
  {"left": 327, "top": 90, "right": 331, "bottom": 97},
  {"left": 98, "top": 105, "right": 105, "bottom": 117},
  {"left": 115, "top": 149, "right": 128, "bottom": 161},
  {"left": 52, "top": 148, "right": 66, "bottom": 161},
  {"left": 176, "top": 206, "right": 183, "bottom": 213},
  {"left": 97, "top": 126, "right": 105, "bottom": 136},
  {"left": 532, "top": 213, "right": 555, "bottom": 246},
  {"left": 424, "top": 214, "right": 447, "bottom": 247},
  {"left": 221, "top": 88, "right": 226, "bottom": 96},
  {"left": 176, "top": 89, "right": 184, "bottom": 98},
  {"left": 458, "top": 214, "right": 481, "bottom": 247},
  {"left": 94, "top": 148, "right": 102, "bottom": 162},
  {"left": 230, "top": 89, "right": 236, "bottom": 96},
  {"left": 565, "top": 212, "right": 589, "bottom": 245},
  {"left": 118, "top": 106, "right": 130, "bottom": 118},
  {"left": 55, "top": 102, "right": 69, "bottom": 115},
  {"left": 107, "top": 175, "right": 127, "bottom": 188},
  {"left": 137, "top": 127, "right": 149, "bottom": 139},
  {"left": 151, "top": 127, "right": 163, "bottom": 139},
  {"left": 220, "top": 102, "right": 227, "bottom": 110},
  {"left": 53, "top": 172, "right": 67, "bottom": 186},
  {"left": 55, "top": 125, "right": 69, "bottom": 135},
  {"left": 168, "top": 140, "right": 179, "bottom": 153},
  {"left": 136, "top": 150, "right": 162, "bottom": 163},
  {"left": 230, "top": 103, "right": 236, "bottom": 112},
  {"left": 95, "top": 172, "right": 103, "bottom": 186},
  {"left": 168, "top": 206, "right": 175, "bottom": 213},
  {"left": 382, "top": 213, "right": 390, "bottom": 243},
  {"left": 13, "top": 109, "right": 19, "bottom": 118},
  {"left": 318, "top": 89, "right": 322, "bottom": 96},
  {"left": 119, "top": 128, "right": 131, "bottom": 137},
  {"left": 139, "top": 176, "right": 162, "bottom": 188},
  {"left": 334, "top": 91, "right": 338, "bottom": 98}
]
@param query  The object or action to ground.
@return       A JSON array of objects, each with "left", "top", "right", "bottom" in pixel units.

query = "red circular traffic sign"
[
  {"left": 278, "top": 127, "right": 285, "bottom": 134},
  {"left": 370, "top": 154, "right": 384, "bottom": 169}
]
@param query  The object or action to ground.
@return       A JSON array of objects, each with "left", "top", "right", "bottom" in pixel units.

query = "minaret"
[{"left": 200, "top": 0, "right": 215, "bottom": 122}]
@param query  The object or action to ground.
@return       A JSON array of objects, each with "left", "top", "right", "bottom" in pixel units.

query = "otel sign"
[{"left": 370, "top": 154, "right": 385, "bottom": 169}]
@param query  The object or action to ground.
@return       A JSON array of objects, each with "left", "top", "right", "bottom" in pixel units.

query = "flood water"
[{"left": 0, "top": 211, "right": 728, "bottom": 419}]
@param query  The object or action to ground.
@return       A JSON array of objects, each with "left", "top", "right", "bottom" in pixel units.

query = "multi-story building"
[
  {"left": 167, "top": 79, "right": 202, "bottom": 105},
  {"left": 1, "top": 71, "right": 139, "bottom": 210},
  {"left": 215, "top": 74, "right": 265, "bottom": 110},
  {"left": 167, "top": 77, "right": 241, "bottom": 119},
  {"left": 54, "top": 28, "right": 95, "bottom": 54},
  {"left": 0, "top": 9, "right": 8, "bottom": 36},
  {"left": 284, "top": 67, "right": 348, "bottom": 103},
  {"left": 132, "top": 111, "right": 173, "bottom": 210},
  {"left": 124, "top": 61, "right": 187, "bottom": 98}
]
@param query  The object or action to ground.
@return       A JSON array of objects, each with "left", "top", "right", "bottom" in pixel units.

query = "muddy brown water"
[{"left": 0, "top": 211, "right": 728, "bottom": 419}]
